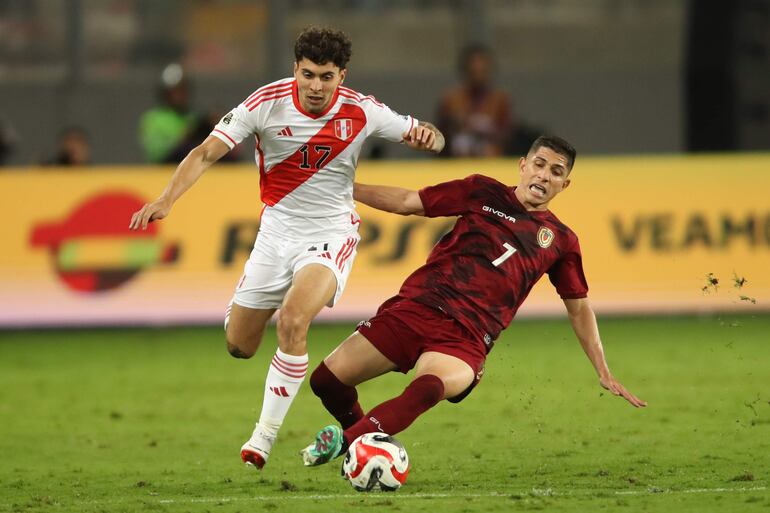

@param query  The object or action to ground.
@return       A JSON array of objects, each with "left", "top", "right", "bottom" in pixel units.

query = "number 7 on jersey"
[{"left": 491, "top": 242, "right": 517, "bottom": 267}]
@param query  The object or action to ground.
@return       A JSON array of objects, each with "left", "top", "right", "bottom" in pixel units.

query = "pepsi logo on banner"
[{"left": 30, "top": 192, "right": 179, "bottom": 293}]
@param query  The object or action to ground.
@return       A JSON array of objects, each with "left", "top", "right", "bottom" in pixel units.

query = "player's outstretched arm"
[
  {"left": 563, "top": 298, "right": 647, "bottom": 408},
  {"left": 129, "top": 136, "right": 230, "bottom": 230},
  {"left": 353, "top": 183, "right": 425, "bottom": 216},
  {"left": 403, "top": 121, "right": 445, "bottom": 154}
]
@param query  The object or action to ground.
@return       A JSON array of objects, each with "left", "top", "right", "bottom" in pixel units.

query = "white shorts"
[{"left": 231, "top": 230, "right": 361, "bottom": 310}]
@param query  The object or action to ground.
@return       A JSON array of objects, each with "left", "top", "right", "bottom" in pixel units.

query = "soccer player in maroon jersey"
[{"left": 301, "top": 135, "right": 646, "bottom": 466}]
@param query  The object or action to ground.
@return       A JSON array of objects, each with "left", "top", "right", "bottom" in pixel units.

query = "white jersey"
[{"left": 211, "top": 78, "right": 417, "bottom": 237}]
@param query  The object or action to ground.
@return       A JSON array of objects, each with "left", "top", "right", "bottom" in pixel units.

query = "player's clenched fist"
[
  {"left": 128, "top": 199, "right": 171, "bottom": 230},
  {"left": 403, "top": 122, "right": 444, "bottom": 154}
]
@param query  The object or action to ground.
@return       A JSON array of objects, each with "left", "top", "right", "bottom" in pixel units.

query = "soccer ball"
[{"left": 341, "top": 433, "right": 410, "bottom": 492}]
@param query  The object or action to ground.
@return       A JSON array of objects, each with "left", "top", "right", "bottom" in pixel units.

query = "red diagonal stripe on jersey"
[{"left": 260, "top": 103, "right": 366, "bottom": 206}]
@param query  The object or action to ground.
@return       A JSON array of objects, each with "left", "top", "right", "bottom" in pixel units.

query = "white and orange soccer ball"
[{"left": 341, "top": 433, "right": 410, "bottom": 491}]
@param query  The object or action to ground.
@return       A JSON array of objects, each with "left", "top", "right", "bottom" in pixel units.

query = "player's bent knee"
[
  {"left": 309, "top": 362, "right": 339, "bottom": 397},
  {"left": 226, "top": 341, "right": 255, "bottom": 359},
  {"left": 411, "top": 374, "right": 445, "bottom": 406},
  {"left": 309, "top": 366, "right": 326, "bottom": 397},
  {"left": 224, "top": 322, "right": 265, "bottom": 359}
]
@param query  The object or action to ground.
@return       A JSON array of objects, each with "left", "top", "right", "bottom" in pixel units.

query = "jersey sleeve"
[
  {"left": 418, "top": 175, "right": 479, "bottom": 217},
  {"left": 366, "top": 101, "right": 416, "bottom": 143},
  {"left": 210, "top": 103, "right": 259, "bottom": 149},
  {"left": 547, "top": 234, "right": 589, "bottom": 299}
]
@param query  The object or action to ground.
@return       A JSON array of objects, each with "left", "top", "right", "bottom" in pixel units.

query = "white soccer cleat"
[
  {"left": 299, "top": 442, "right": 318, "bottom": 466},
  {"left": 240, "top": 430, "right": 276, "bottom": 470}
]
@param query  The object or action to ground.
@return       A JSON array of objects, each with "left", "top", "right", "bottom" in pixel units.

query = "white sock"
[{"left": 255, "top": 349, "right": 308, "bottom": 439}]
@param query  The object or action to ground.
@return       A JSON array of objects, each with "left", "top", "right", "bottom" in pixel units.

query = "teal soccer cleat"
[{"left": 300, "top": 425, "right": 345, "bottom": 466}]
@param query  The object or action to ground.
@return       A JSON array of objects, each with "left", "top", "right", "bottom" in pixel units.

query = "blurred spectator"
[
  {"left": 0, "top": 115, "right": 19, "bottom": 166},
  {"left": 139, "top": 63, "right": 238, "bottom": 164},
  {"left": 139, "top": 63, "right": 199, "bottom": 163},
  {"left": 436, "top": 44, "right": 513, "bottom": 157},
  {"left": 46, "top": 126, "right": 91, "bottom": 166}
]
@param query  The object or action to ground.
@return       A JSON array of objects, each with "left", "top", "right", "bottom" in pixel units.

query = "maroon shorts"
[{"left": 356, "top": 297, "right": 487, "bottom": 403}]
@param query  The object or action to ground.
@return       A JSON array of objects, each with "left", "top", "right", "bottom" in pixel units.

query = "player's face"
[
  {"left": 293, "top": 58, "right": 346, "bottom": 114},
  {"left": 516, "top": 147, "right": 571, "bottom": 210}
]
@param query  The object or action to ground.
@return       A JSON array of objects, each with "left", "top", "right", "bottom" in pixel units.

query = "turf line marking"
[
  {"left": 155, "top": 486, "right": 767, "bottom": 504},
  {"left": 615, "top": 486, "right": 767, "bottom": 496}
]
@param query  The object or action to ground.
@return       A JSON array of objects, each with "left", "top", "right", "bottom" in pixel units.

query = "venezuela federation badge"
[{"left": 537, "top": 226, "right": 555, "bottom": 248}]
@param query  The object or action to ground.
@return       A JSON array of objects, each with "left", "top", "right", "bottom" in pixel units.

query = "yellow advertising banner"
[{"left": 1, "top": 155, "right": 768, "bottom": 327}]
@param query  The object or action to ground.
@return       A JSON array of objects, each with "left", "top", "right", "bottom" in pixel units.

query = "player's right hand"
[
  {"left": 599, "top": 374, "right": 647, "bottom": 408},
  {"left": 129, "top": 199, "right": 172, "bottom": 230}
]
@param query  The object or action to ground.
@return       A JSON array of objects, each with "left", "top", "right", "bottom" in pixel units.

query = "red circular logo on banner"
[{"left": 30, "top": 192, "right": 179, "bottom": 293}]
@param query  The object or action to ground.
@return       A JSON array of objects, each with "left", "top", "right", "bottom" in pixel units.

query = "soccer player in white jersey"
[{"left": 128, "top": 27, "right": 445, "bottom": 470}]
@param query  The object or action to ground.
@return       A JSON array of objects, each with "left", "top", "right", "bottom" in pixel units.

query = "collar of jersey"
[
  {"left": 292, "top": 80, "right": 340, "bottom": 119},
  {"left": 509, "top": 186, "right": 551, "bottom": 218}
]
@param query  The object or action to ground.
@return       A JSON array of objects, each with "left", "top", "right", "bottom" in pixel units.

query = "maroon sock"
[
  {"left": 309, "top": 362, "right": 364, "bottom": 429},
  {"left": 344, "top": 374, "right": 444, "bottom": 444}
]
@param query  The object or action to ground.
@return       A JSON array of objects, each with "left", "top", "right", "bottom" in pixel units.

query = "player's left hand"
[
  {"left": 600, "top": 374, "right": 647, "bottom": 408},
  {"left": 403, "top": 126, "right": 436, "bottom": 152}
]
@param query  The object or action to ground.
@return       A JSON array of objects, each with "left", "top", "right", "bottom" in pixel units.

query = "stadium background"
[{"left": 1, "top": 1, "right": 769, "bottom": 512}]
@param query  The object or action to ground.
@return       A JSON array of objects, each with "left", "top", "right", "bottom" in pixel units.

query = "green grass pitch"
[{"left": 1, "top": 315, "right": 768, "bottom": 512}]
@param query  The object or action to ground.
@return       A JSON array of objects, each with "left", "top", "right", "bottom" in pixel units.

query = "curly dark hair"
[{"left": 294, "top": 27, "right": 352, "bottom": 69}]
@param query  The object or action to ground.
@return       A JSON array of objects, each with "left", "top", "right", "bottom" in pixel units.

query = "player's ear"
[
  {"left": 562, "top": 178, "right": 571, "bottom": 190},
  {"left": 293, "top": 61, "right": 299, "bottom": 75},
  {"left": 339, "top": 68, "right": 347, "bottom": 84},
  {"left": 518, "top": 156, "right": 526, "bottom": 175}
]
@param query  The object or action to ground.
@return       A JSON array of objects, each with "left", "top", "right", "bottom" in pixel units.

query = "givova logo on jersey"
[{"left": 334, "top": 118, "right": 353, "bottom": 140}]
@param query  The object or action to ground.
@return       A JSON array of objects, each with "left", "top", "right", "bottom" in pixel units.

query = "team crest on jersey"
[
  {"left": 537, "top": 226, "right": 555, "bottom": 248},
  {"left": 334, "top": 118, "right": 353, "bottom": 140}
]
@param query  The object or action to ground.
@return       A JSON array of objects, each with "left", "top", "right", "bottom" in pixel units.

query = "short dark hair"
[
  {"left": 294, "top": 27, "right": 352, "bottom": 69},
  {"left": 529, "top": 135, "right": 577, "bottom": 171}
]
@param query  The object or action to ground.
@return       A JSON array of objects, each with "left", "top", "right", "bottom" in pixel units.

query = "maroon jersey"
[{"left": 396, "top": 174, "right": 588, "bottom": 348}]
